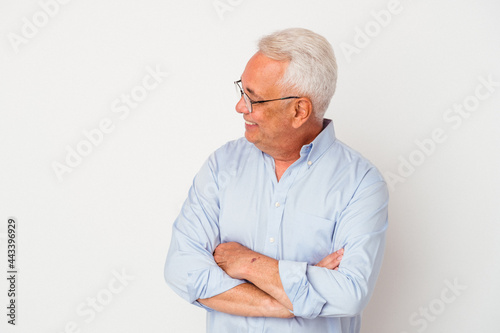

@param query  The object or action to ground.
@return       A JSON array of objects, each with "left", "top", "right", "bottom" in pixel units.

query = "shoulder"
[
  {"left": 205, "top": 137, "right": 257, "bottom": 172},
  {"left": 214, "top": 137, "right": 254, "bottom": 157},
  {"left": 193, "top": 137, "right": 257, "bottom": 191},
  {"left": 210, "top": 137, "right": 255, "bottom": 162},
  {"left": 326, "top": 141, "right": 389, "bottom": 209},
  {"left": 330, "top": 139, "right": 386, "bottom": 185}
]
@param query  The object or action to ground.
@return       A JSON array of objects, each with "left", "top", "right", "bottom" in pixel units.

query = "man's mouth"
[{"left": 245, "top": 120, "right": 257, "bottom": 125}]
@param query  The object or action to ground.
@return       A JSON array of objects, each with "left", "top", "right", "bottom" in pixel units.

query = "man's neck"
[{"left": 272, "top": 120, "right": 324, "bottom": 181}]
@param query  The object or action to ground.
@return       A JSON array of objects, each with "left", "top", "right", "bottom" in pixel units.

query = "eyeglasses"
[{"left": 234, "top": 80, "right": 300, "bottom": 113}]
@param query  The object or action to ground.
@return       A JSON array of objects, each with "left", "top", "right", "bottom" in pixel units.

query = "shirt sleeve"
[
  {"left": 279, "top": 175, "right": 389, "bottom": 319},
  {"left": 164, "top": 153, "right": 245, "bottom": 310}
]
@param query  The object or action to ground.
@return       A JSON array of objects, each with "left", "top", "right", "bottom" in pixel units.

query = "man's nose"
[{"left": 235, "top": 96, "right": 250, "bottom": 114}]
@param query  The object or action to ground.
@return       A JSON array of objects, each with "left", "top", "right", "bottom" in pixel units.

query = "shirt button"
[
  {"left": 275, "top": 202, "right": 280, "bottom": 208},
  {"left": 307, "top": 161, "right": 312, "bottom": 166},
  {"left": 269, "top": 237, "right": 275, "bottom": 243}
]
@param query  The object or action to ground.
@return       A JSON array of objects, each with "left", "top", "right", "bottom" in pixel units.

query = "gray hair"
[{"left": 258, "top": 28, "right": 338, "bottom": 119}]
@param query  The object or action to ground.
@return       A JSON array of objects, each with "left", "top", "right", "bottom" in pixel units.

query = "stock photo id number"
[{"left": 6, "top": 217, "right": 18, "bottom": 325}]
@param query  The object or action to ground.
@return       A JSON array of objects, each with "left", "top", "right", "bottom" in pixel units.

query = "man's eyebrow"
[
  {"left": 239, "top": 77, "right": 262, "bottom": 99},
  {"left": 244, "top": 85, "right": 263, "bottom": 100}
]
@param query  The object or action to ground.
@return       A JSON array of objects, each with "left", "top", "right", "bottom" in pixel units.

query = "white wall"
[{"left": 1, "top": 0, "right": 499, "bottom": 332}]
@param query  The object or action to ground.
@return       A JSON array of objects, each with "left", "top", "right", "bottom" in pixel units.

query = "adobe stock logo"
[
  {"left": 7, "top": 0, "right": 73, "bottom": 54},
  {"left": 56, "top": 268, "right": 135, "bottom": 333},
  {"left": 384, "top": 75, "right": 499, "bottom": 191},
  {"left": 340, "top": 0, "right": 404, "bottom": 63},
  {"left": 52, "top": 65, "right": 168, "bottom": 182},
  {"left": 212, "top": 0, "right": 244, "bottom": 20},
  {"left": 401, "top": 278, "right": 467, "bottom": 333}
]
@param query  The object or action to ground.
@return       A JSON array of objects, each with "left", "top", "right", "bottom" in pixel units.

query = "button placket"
[{"left": 264, "top": 160, "right": 302, "bottom": 257}]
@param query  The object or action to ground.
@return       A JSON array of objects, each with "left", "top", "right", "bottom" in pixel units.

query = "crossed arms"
[
  {"left": 198, "top": 242, "right": 344, "bottom": 318},
  {"left": 164, "top": 154, "right": 389, "bottom": 319}
]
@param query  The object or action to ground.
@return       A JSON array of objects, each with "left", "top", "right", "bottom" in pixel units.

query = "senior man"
[{"left": 164, "top": 28, "right": 388, "bottom": 332}]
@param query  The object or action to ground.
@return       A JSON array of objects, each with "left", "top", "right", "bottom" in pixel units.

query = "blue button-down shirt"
[{"left": 165, "top": 119, "right": 389, "bottom": 333}]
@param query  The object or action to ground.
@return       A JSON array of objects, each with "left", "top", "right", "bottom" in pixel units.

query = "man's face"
[{"left": 236, "top": 52, "right": 296, "bottom": 154}]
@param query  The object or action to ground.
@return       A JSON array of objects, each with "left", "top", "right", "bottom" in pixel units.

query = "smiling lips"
[{"left": 245, "top": 120, "right": 257, "bottom": 126}]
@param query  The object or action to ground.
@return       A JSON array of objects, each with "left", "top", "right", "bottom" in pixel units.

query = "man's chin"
[
  {"left": 244, "top": 131, "right": 254, "bottom": 142},
  {"left": 244, "top": 132, "right": 260, "bottom": 145}
]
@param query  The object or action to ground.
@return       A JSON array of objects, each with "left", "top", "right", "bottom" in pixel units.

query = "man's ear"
[{"left": 291, "top": 97, "right": 313, "bottom": 129}]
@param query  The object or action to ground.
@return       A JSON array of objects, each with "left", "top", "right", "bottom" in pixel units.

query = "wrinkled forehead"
[{"left": 241, "top": 52, "right": 289, "bottom": 97}]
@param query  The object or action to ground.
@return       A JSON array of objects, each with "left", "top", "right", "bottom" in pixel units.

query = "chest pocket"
[{"left": 281, "top": 210, "right": 336, "bottom": 265}]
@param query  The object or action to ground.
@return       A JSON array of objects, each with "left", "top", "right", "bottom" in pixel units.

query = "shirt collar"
[{"left": 300, "top": 118, "right": 336, "bottom": 167}]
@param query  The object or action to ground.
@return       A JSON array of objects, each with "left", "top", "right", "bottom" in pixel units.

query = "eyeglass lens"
[{"left": 235, "top": 81, "right": 252, "bottom": 112}]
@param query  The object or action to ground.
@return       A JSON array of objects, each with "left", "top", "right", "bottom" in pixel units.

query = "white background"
[{"left": 1, "top": 0, "right": 499, "bottom": 332}]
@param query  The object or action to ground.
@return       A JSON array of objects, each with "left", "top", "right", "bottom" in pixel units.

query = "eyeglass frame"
[{"left": 234, "top": 80, "right": 301, "bottom": 113}]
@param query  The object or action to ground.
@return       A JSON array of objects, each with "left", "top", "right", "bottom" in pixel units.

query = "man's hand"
[
  {"left": 214, "top": 242, "right": 259, "bottom": 280},
  {"left": 315, "top": 248, "right": 344, "bottom": 270},
  {"left": 214, "top": 242, "right": 344, "bottom": 313},
  {"left": 214, "top": 242, "right": 344, "bottom": 279}
]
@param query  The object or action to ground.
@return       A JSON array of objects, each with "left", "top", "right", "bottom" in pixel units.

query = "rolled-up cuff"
[
  {"left": 187, "top": 265, "right": 245, "bottom": 310},
  {"left": 279, "top": 260, "right": 326, "bottom": 319}
]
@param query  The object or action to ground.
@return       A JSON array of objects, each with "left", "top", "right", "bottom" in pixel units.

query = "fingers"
[
  {"left": 317, "top": 248, "right": 343, "bottom": 266},
  {"left": 315, "top": 248, "right": 344, "bottom": 270}
]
